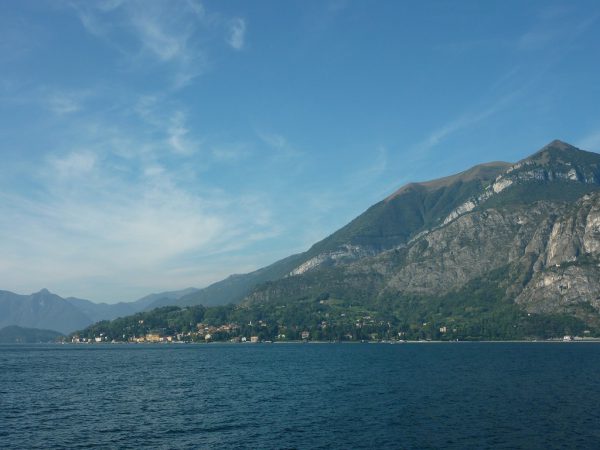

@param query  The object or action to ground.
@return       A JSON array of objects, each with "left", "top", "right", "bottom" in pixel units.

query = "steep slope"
[
  {"left": 174, "top": 254, "right": 305, "bottom": 307},
  {"left": 515, "top": 192, "right": 600, "bottom": 317},
  {"left": 176, "top": 161, "right": 512, "bottom": 306},
  {"left": 289, "top": 161, "right": 512, "bottom": 274}
]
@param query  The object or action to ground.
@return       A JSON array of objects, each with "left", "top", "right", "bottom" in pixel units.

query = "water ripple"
[{"left": 1, "top": 343, "right": 600, "bottom": 449}]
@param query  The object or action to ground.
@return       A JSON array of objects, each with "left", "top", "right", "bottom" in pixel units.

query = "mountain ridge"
[{"left": 0, "top": 287, "right": 200, "bottom": 334}]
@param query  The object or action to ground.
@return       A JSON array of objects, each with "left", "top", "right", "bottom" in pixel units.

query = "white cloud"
[
  {"left": 0, "top": 136, "right": 279, "bottom": 301},
  {"left": 211, "top": 143, "right": 250, "bottom": 162},
  {"left": 413, "top": 91, "right": 519, "bottom": 155},
  {"left": 45, "top": 90, "right": 90, "bottom": 115},
  {"left": 167, "top": 111, "right": 198, "bottom": 155},
  {"left": 71, "top": 0, "right": 210, "bottom": 89},
  {"left": 47, "top": 95, "right": 80, "bottom": 114},
  {"left": 227, "top": 18, "right": 246, "bottom": 50},
  {"left": 50, "top": 151, "right": 97, "bottom": 177}
]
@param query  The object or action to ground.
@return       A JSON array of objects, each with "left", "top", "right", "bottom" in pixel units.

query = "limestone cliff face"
[
  {"left": 515, "top": 193, "right": 600, "bottom": 314},
  {"left": 341, "top": 192, "right": 600, "bottom": 319},
  {"left": 364, "top": 202, "right": 564, "bottom": 296}
]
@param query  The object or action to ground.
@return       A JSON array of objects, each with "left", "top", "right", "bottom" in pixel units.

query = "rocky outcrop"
[
  {"left": 362, "top": 192, "right": 600, "bottom": 315},
  {"left": 516, "top": 193, "right": 600, "bottom": 314},
  {"left": 373, "top": 202, "right": 562, "bottom": 296},
  {"left": 288, "top": 244, "right": 376, "bottom": 276},
  {"left": 516, "top": 265, "right": 600, "bottom": 314}
]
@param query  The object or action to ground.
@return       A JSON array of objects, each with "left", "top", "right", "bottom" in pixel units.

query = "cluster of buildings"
[
  {"left": 71, "top": 322, "right": 314, "bottom": 343},
  {"left": 132, "top": 322, "right": 244, "bottom": 343}
]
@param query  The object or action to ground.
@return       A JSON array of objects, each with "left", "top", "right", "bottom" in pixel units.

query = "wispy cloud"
[
  {"left": 167, "top": 111, "right": 199, "bottom": 156},
  {"left": 70, "top": 0, "right": 212, "bottom": 89},
  {"left": 211, "top": 143, "right": 251, "bottom": 162},
  {"left": 357, "top": 146, "right": 387, "bottom": 181},
  {"left": 45, "top": 89, "right": 90, "bottom": 115},
  {"left": 413, "top": 91, "right": 518, "bottom": 155},
  {"left": 227, "top": 18, "right": 246, "bottom": 50},
  {"left": 50, "top": 150, "right": 97, "bottom": 177},
  {"left": 0, "top": 124, "right": 279, "bottom": 300},
  {"left": 257, "top": 131, "right": 303, "bottom": 159},
  {"left": 517, "top": 29, "right": 555, "bottom": 51}
]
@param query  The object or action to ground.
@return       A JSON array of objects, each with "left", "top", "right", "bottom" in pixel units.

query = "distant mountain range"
[
  {"left": 0, "top": 288, "right": 198, "bottom": 334},
  {"left": 3, "top": 139, "right": 600, "bottom": 337}
]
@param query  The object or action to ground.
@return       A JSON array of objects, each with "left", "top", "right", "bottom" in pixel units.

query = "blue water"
[{"left": 1, "top": 343, "right": 600, "bottom": 449}]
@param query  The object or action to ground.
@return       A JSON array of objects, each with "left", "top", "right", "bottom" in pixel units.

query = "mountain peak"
[
  {"left": 522, "top": 139, "right": 599, "bottom": 167},
  {"left": 527, "top": 139, "right": 579, "bottom": 160},
  {"left": 34, "top": 288, "right": 53, "bottom": 297},
  {"left": 543, "top": 139, "right": 577, "bottom": 151}
]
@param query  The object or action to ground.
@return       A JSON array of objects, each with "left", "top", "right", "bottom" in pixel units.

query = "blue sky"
[{"left": 1, "top": 0, "right": 600, "bottom": 302}]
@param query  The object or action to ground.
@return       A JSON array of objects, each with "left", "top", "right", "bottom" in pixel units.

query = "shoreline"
[{"left": 7, "top": 338, "right": 600, "bottom": 346}]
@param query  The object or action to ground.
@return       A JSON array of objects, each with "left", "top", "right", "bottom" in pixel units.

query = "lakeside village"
[
  {"left": 69, "top": 304, "right": 599, "bottom": 343},
  {"left": 71, "top": 317, "right": 396, "bottom": 344},
  {"left": 70, "top": 318, "right": 594, "bottom": 344}
]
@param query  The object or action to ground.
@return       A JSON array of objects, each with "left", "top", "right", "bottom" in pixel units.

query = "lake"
[{"left": 1, "top": 342, "right": 600, "bottom": 449}]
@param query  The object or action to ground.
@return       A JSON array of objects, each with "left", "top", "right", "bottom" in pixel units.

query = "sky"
[{"left": 1, "top": 0, "right": 600, "bottom": 302}]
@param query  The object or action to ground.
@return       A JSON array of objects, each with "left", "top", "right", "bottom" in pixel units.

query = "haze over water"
[{"left": 2, "top": 343, "right": 599, "bottom": 449}]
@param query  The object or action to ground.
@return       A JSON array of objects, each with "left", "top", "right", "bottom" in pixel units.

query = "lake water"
[{"left": 1, "top": 342, "right": 600, "bottom": 449}]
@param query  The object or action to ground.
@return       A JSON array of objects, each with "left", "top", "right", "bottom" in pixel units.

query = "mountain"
[
  {"left": 64, "top": 297, "right": 137, "bottom": 322},
  {"left": 239, "top": 140, "right": 600, "bottom": 331},
  {"left": 173, "top": 161, "right": 515, "bottom": 308},
  {"left": 172, "top": 254, "right": 305, "bottom": 307},
  {"left": 0, "top": 289, "right": 92, "bottom": 334},
  {"left": 74, "top": 140, "right": 600, "bottom": 340},
  {"left": 175, "top": 140, "right": 600, "bottom": 308},
  {"left": 0, "top": 325, "right": 63, "bottom": 343},
  {"left": 0, "top": 287, "right": 201, "bottom": 334},
  {"left": 133, "top": 287, "right": 200, "bottom": 310}
]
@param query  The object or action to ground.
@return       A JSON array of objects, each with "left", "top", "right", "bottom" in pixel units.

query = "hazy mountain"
[
  {"left": 134, "top": 287, "right": 200, "bottom": 310},
  {"left": 64, "top": 298, "right": 136, "bottom": 322},
  {"left": 0, "top": 325, "right": 63, "bottom": 343},
  {"left": 0, "top": 289, "right": 93, "bottom": 334},
  {"left": 0, "top": 288, "right": 201, "bottom": 334}
]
